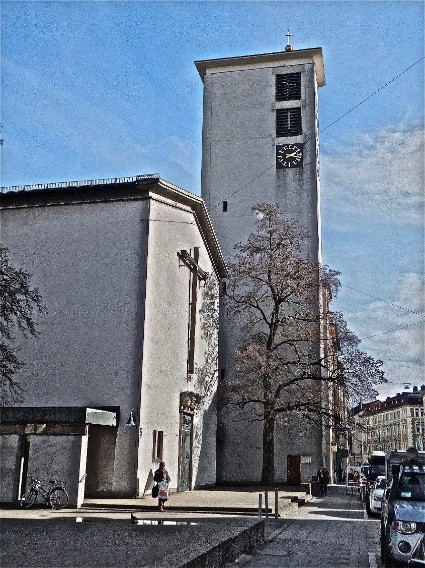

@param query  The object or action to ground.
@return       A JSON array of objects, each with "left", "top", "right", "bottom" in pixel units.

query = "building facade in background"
[
  {"left": 351, "top": 386, "right": 425, "bottom": 464},
  {"left": 0, "top": 175, "right": 226, "bottom": 506},
  {"left": 196, "top": 46, "right": 331, "bottom": 483},
  {"left": 321, "top": 285, "right": 349, "bottom": 483}
]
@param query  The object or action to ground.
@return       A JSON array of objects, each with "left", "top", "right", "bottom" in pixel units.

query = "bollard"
[
  {"left": 258, "top": 493, "right": 263, "bottom": 518},
  {"left": 275, "top": 487, "right": 279, "bottom": 519},
  {"left": 265, "top": 490, "right": 269, "bottom": 520}
]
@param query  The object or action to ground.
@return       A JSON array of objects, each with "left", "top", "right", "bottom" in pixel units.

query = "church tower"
[{"left": 195, "top": 41, "right": 327, "bottom": 483}]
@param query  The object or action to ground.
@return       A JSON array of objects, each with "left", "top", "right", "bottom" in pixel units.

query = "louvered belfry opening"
[
  {"left": 276, "top": 108, "right": 302, "bottom": 137},
  {"left": 275, "top": 72, "right": 301, "bottom": 101}
]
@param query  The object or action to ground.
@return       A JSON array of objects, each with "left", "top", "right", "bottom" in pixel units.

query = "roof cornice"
[
  {"left": 195, "top": 47, "right": 325, "bottom": 87},
  {"left": 0, "top": 174, "right": 227, "bottom": 278}
]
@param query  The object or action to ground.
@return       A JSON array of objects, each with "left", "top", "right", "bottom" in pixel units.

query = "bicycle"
[{"left": 20, "top": 475, "right": 69, "bottom": 509}]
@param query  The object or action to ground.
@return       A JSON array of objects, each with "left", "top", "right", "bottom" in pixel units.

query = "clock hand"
[{"left": 286, "top": 152, "right": 299, "bottom": 158}]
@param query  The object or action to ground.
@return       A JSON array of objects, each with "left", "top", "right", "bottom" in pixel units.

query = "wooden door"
[{"left": 287, "top": 455, "right": 301, "bottom": 485}]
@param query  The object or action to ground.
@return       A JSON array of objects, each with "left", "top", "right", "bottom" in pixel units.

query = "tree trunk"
[{"left": 261, "top": 404, "right": 275, "bottom": 485}]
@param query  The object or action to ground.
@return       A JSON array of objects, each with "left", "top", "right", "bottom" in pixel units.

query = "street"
[{"left": 248, "top": 487, "right": 382, "bottom": 568}]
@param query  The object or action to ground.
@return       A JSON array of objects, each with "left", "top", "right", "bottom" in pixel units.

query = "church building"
[{"left": 0, "top": 175, "right": 226, "bottom": 506}]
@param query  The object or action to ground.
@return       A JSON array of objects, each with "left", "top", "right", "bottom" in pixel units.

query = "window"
[
  {"left": 276, "top": 73, "right": 301, "bottom": 101},
  {"left": 276, "top": 108, "right": 302, "bottom": 137},
  {"left": 222, "top": 200, "right": 228, "bottom": 212},
  {"left": 152, "top": 430, "right": 164, "bottom": 461},
  {"left": 220, "top": 281, "right": 227, "bottom": 296}
]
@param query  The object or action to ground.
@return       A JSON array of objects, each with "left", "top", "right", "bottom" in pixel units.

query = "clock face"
[{"left": 276, "top": 143, "right": 303, "bottom": 168}]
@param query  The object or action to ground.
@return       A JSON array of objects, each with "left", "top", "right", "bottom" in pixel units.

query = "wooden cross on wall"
[{"left": 177, "top": 248, "right": 208, "bottom": 379}]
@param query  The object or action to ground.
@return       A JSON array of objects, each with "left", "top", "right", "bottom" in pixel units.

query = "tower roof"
[{"left": 195, "top": 47, "right": 325, "bottom": 87}]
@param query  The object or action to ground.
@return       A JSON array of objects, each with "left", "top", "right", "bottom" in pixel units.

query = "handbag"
[{"left": 152, "top": 483, "right": 159, "bottom": 498}]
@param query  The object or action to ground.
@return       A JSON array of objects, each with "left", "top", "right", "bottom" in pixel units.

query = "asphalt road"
[{"left": 247, "top": 488, "right": 382, "bottom": 568}]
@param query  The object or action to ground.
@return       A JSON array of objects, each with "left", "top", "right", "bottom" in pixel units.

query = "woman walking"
[{"left": 154, "top": 461, "right": 171, "bottom": 511}]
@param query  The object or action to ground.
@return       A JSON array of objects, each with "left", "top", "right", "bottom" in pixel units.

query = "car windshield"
[
  {"left": 396, "top": 472, "right": 425, "bottom": 501},
  {"left": 370, "top": 464, "right": 385, "bottom": 478},
  {"left": 375, "top": 478, "right": 386, "bottom": 490}
]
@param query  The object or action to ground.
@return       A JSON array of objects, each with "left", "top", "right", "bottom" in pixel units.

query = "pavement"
[
  {"left": 1, "top": 485, "right": 314, "bottom": 567},
  {"left": 83, "top": 485, "right": 312, "bottom": 517}
]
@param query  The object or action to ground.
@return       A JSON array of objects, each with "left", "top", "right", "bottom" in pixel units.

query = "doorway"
[
  {"left": 85, "top": 425, "right": 117, "bottom": 496},
  {"left": 178, "top": 413, "right": 193, "bottom": 491},
  {"left": 287, "top": 455, "right": 301, "bottom": 485}
]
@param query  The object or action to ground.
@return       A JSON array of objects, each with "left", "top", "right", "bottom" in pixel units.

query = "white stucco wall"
[{"left": 137, "top": 195, "right": 219, "bottom": 492}]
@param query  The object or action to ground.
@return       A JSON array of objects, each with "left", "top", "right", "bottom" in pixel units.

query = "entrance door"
[
  {"left": 85, "top": 425, "right": 117, "bottom": 496},
  {"left": 179, "top": 414, "right": 193, "bottom": 491},
  {"left": 287, "top": 455, "right": 301, "bottom": 485}
]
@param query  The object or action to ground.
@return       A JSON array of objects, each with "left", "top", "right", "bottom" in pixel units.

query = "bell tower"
[
  {"left": 195, "top": 44, "right": 326, "bottom": 483},
  {"left": 195, "top": 44, "right": 325, "bottom": 263}
]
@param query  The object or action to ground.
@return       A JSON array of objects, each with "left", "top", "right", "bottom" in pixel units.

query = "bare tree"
[
  {"left": 0, "top": 244, "right": 45, "bottom": 404},
  {"left": 331, "top": 310, "right": 386, "bottom": 406},
  {"left": 222, "top": 203, "right": 385, "bottom": 484}
]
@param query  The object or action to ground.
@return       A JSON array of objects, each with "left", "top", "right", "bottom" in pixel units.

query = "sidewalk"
[
  {"left": 1, "top": 486, "right": 313, "bottom": 567},
  {"left": 82, "top": 486, "right": 312, "bottom": 517}
]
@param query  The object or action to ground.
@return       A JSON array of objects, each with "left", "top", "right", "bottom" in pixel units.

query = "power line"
[
  {"left": 360, "top": 319, "right": 425, "bottom": 341},
  {"left": 320, "top": 56, "right": 424, "bottom": 134},
  {"left": 210, "top": 56, "right": 424, "bottom": 211},
  {"left": 340, "top": 283, "right": 425, "bottom": 317}
]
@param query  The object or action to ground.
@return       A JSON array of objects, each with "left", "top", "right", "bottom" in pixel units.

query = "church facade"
[{"left": 0, "top": 175, "right": 226, "bottom": 506}]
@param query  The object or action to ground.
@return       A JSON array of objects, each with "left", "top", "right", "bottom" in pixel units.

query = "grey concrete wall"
[
  {"left": 1, "top": 199, "right": 148, "bottom": 413},
  {"left": 27, "top": 434, "right": 84, "bottom": 507},
  {"left": 201, "top": 61, "right": 321, "bottom": 263},
  {"left": 0, "top": 435, "right": 22, "bottom": 501},
  {"left": 200, "top": 54, "right": 324, "bottom": 484},
  {"left": 1, "top": 198, "right": 149, "bottom": 496},
  {"left": 85, "top": 425, "right": 118, "bottom": 496}
]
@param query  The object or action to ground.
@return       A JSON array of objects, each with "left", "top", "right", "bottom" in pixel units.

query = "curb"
[{"left": 179, "top": 519, "right": 266, "bottom": 568}]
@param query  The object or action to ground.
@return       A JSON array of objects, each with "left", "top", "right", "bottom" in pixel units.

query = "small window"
[
  {"left": 276, "top": 108, "right": 302, "bottom": 137},
  {"left": 220, "top": 368, "right": 226, "bottom": 380},
  {"left": 152, "top": 430, "right": 164, "bottom": 461},
  {"left": 220, "top": 281, "right": 227, "bottom": 296},
  {"left": 276, "top": 73, "right": 301, "bottom": 101},
  {"left": 222, "top": 200, "right": 228, "bottom": 212}
]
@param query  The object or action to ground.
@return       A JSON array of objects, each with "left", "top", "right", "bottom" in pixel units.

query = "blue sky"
[{"left": 1, "top": 1, "right": 424, "bottom": 400}]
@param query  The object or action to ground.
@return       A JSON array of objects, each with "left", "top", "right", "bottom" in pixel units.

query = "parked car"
[
  {"left": 381, "top": 448, "right": 425, "bottom": 567},
  {"left": 362, "top": 451, "right": 386, "bottom": 508},
  {"left": 367, "top": 475, "right": 386, "bottom": 516}
]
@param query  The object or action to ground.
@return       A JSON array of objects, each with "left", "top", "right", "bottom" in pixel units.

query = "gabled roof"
[{"left": 0, "top": 174, "right": 227, "bottom": 278}]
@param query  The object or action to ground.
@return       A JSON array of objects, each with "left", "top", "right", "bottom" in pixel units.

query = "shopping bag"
[{"left": 158, "top": 481, "right": 170, "bottom": 500}]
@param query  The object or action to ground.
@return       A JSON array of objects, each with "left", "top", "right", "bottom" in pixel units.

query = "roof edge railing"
[{"left": 1, "top": 173, "right": 161, "bottom": 194}]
